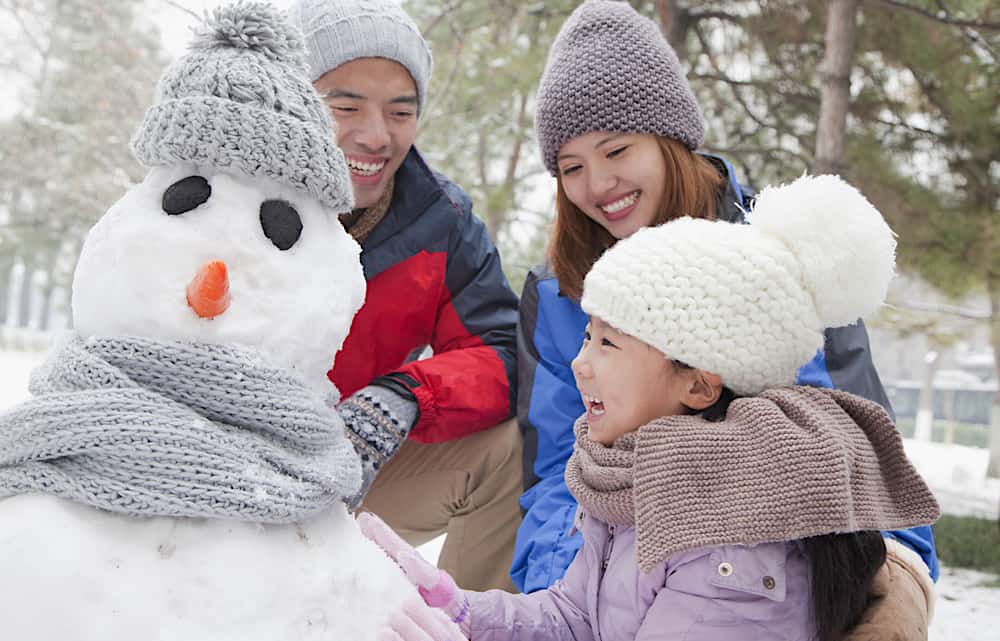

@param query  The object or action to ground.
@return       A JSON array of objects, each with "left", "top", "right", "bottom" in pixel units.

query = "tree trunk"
[
  {"left": 914, "top": 349, "right": 938, "bottom": 442},
  {"left": 986, "top": 277, "right": 1000, "bottom": 478},
  {"left": 0, "top": 258, "right": 10, "bottom": 326},
  {"left": 813, "top": 0, "right": 860, "bottom": 175},
  {"left": 654, "top": 0, "right": 690, "bottom": 61},
  {"left": 38, "top": 257, "right": 53, "bottom": 332},
  {"left": 16, "top": 257, "right": 34, "bottom": 328}
]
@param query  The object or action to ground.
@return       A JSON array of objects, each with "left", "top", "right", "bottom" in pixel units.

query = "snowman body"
[
  {"left": 0, "top": 166, "right": 416, "bottom": 639},
  {"left": 0, "top": 495, "right": 413, "bottom": 640}
]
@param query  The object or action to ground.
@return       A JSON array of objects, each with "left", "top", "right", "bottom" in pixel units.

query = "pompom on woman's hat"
[{"left": 581, "top": 174, "right": 896, "bottom": 396}]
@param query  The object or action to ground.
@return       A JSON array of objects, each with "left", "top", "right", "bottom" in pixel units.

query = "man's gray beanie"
[
  {"left": 131, "top": 1, "right": 354, "bottom": 213},
  {"left": 535, "top": 0, "right": 705, "bottom": 176},
  {"left": 288, "top": 0, "right": 433, "bottom": 113}
]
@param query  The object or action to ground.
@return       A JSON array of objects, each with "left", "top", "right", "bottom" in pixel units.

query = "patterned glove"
[
  {"left": 359, "top": 512, "right": 472, "bottom": 639},
  {"left": 843, "top": 538, "right": 935, "bottom": 641},
  {"left": 339, "top": 378, "right": 419, "bottom": 508}
]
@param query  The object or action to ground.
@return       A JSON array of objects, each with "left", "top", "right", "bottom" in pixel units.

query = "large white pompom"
[{"left": 747, "top": 174, "right": 896, "bottom": 328}]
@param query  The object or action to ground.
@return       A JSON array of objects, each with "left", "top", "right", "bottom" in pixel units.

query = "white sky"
[{"left": 148, "top": 0, "right": 295, "bottom": 59}]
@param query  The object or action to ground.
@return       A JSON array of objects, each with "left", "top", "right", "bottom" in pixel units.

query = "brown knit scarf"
[
  {"left": 564, "top": 386, "right": 940, "bottom": 572},
  {"left": 339, "top": 176, "right": 395, "bottom": 244}
]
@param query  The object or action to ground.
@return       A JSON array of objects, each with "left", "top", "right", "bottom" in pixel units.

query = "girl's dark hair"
[
  {"left": 804, "top": 532, "right": 886, "bottom": 641},
  {"left": 670, "top": 360, "right": 886, "bottom": 641}
]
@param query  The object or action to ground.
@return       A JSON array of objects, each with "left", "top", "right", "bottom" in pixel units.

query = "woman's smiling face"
[{"left": 556, "top": 132, "right": 666, "bottom": 240}]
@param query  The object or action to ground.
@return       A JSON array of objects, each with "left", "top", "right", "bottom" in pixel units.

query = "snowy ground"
[{"left": 1, "top": 338, "right": 996, "bottom": 638}]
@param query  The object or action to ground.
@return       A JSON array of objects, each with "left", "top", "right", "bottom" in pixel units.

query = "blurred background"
[{"left": 0, "top": 1, "right": 997, "bottom": 636}]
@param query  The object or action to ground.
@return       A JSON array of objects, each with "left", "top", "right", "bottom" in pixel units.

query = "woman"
[{"left": 512, "top": 0, "right": 937, "bottom": 628}]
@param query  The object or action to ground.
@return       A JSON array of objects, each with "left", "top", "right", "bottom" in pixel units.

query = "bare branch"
[
  {"left": 1, "top": 0, "right": 47, "bottom": 57},
  {"left": 885, "top": 299, "right": 992, "bottom": 320},
  {"left": 158, "top": 0, "right": 201, "bottom": 20}
]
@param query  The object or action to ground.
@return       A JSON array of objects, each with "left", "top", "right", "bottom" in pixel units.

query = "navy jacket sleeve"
[
  {"left": 798, "top": 321, "right": 940, "bottom": 582},
  {"left": 511, "top": 267, "right": 588, "bottom": 592}
]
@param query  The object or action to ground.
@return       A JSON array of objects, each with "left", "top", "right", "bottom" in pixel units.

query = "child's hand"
[
  {"left": 379, "top": 596, "right": 468, "bottom": 641},
  {"left": 358, "top": 512, "right": 471, "bottom": 636}
]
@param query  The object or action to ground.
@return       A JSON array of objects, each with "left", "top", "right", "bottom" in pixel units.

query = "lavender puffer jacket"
[{"left": 467, "top": 512, "right": 814, "bottom": 641}]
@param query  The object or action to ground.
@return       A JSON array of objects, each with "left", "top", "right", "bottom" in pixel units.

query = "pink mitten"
[
  {"left": 358, "top": 512, "right": 471, "bottom": 636},
  {"left": 378, "top": 596, "right": 467, "bottom": 641}
]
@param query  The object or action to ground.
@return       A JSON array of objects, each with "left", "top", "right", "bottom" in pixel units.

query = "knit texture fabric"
[
  {"left": 581, "top": 174, "right": 898, "bottom": 395},
  {"left": 0, "top": 335, "right": 362, "bottom": 522},
  {"left": 131, "top": 1, "right": 354, "bottom": 213},
  {"left": 289, "top": 0, "right": 433, "bottom": 112},
  {"left": 340, "top": 176, "right": 395, "bottom": 244},
  {"left": 565, "top": 386, "right": 940, "bottom": 572},
  {"left": 565, "top": 426, "right": 635, "bottom": 527},
  {"left": 534, "top": 0, "right": 704, "bottom": 175},
  {"left": 340, "top": 383, "right": 418, "bottom": 507}
]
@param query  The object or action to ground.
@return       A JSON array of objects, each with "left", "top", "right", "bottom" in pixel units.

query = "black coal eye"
[
  {"left": 162, "top": 176, "right": 211, "bottom": 215},
  {"left": 259, "top": 200, "right": 303, "bottom": 251}
]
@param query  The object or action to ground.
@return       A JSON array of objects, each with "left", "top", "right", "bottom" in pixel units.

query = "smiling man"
[{"left": 289, "top": 0, "right": 522, "bottom": 592}]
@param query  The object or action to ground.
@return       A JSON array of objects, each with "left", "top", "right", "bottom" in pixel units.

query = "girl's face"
[
  {"left": 557, "top": 132, "right": 666, "bottom": 240},
  {"left": 571, "top": 317, "right": 694, "bottom": 446}
]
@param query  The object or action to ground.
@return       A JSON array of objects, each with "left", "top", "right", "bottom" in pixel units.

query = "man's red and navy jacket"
[
  {"left": 512, "top": 154, "right": 939, "bottom": 593},
  {"left": 329, "top": 148, "right": 518, "bottom": 442}
]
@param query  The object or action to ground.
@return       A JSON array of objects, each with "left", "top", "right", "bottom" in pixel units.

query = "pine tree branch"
[
  {"left": 869, "top": 0, "right": 1000, "bottom": 30},
  {"left": 420, "top": 0, "right": 468, "bottom": 39},
  {"left": 688, "top": 9, "right": 747, "bottom": 26},
  {"left": 691, "top": 22, "right": 774, "bottom": 135}
]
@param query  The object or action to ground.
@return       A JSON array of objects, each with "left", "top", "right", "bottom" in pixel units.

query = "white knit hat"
[{"left": 580, "top": 174, "right": 897, "bottom": 396}]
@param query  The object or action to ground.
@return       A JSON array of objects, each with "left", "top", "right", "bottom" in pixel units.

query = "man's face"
[{"left": 314, "top": 58, "right": 419, "bottom": 209}]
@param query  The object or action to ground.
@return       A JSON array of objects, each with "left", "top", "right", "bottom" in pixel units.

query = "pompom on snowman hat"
[
  {"left": 581, "top": 174, "right": 896, "bottom": 396},
  {"left": 131, "top": 0, "right": 353, "bottom": 213}
]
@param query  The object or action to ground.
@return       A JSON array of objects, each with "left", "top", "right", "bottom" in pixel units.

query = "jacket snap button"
[
  {"left": 762, "top": 576, "right": 776, "bottom": 590},
  {"left": 717, "top": 562, "right": 733, "bottom": 577}
]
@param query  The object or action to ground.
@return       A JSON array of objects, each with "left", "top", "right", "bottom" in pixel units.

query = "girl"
[
  {"left": 512, "top": 0, "right": 938, "bottom": 603},
  {"left": 361, "top": 174, "right": 939, "bottom": 641}
]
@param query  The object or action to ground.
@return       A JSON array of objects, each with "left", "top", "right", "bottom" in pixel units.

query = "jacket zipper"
[
  {"left": 595, "top": 524, "right": 616, "bottom": 641},
  {"left": 602, "top": 524, "right": 615, "bottom": 570}
]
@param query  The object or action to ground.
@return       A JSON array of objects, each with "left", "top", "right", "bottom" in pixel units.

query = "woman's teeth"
[
  {"left": 582, "top": 393, "right": 605, "bottom": 416},
  {"left": 600, "top": 191, "right": 639, "bottom": 214},
  {"left": 347, "top": 158, "right": 386, "bottom": 177}
]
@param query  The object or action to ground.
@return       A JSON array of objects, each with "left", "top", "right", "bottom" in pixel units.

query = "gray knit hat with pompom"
[
  {"left": 131, "top": 0, "right": 353, "bottom": 213},
  {"left": 535, "top": 0, "right": 705, "bottom": 175}
]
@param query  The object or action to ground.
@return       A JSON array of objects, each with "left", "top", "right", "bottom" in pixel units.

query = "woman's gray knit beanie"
[
  {"left": 534, "top": 0, "right": 706, "bottom": 175},
  {"left": 131, "top": 0, "right": 354, "bottom": 213}
]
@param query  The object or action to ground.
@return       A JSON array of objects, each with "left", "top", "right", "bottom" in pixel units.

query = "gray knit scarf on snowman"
[{"left": 0, "top": 335, "right": 361, "bottom": 522}]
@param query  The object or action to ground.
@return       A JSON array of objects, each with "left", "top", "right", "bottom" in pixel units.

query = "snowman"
[{"left": 0, "top": 3, "right": 420, "bottom": 639}]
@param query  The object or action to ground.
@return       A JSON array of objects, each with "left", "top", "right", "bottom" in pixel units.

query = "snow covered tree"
[{"left": 0, "top": 0, "right": 167, "bottom": 327}]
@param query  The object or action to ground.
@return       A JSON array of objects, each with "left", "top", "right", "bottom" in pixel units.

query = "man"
[{"left": 289, "top": 0, "right": 522, "bottom": 592}]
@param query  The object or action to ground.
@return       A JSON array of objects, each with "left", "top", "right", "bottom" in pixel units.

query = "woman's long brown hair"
[{"left": 548, "top": 136, "right": 725, "bottom": 300}]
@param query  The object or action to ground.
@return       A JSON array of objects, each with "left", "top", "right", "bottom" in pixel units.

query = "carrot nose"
[{"left": 186, "top": 259, "right": 230, "bottom": 319}]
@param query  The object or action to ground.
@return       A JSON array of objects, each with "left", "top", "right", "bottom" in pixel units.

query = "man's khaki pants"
[{"left": 360, "top": 417, "right": 523, "bottom": 593}]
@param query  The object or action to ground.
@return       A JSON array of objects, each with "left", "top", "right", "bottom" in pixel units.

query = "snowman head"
[{"left": 71, "top": 1, "right": 363, "bottom": 395}]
